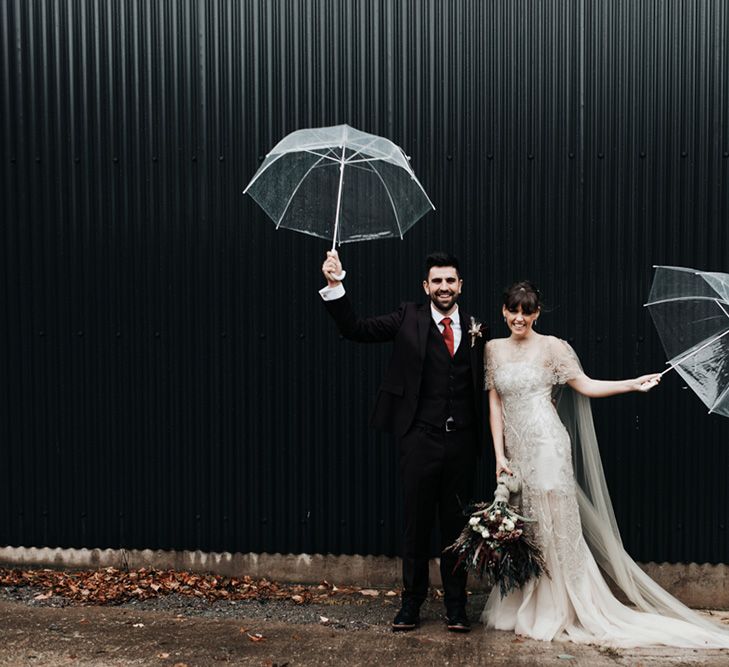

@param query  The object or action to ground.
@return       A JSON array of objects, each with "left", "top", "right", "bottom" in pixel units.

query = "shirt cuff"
[{"left": 319, "top": 283, "right": 346, "bottom": 301}]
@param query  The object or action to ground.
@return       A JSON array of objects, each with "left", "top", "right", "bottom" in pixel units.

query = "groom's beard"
[{"left": 430, "top": 290, "right": 459, "bottom": 313}]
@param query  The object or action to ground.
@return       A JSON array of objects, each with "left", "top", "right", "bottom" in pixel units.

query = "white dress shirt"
[
  {"left": 319, "top": 283, "right": 462, "bottom": 352},
  {"left": 319, "top": 283, "right": 346, "bottom": 301}
]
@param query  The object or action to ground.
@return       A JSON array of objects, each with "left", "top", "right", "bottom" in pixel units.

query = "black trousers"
[{"left": 399, "top": 422, "right": 477, "bottom": 609}]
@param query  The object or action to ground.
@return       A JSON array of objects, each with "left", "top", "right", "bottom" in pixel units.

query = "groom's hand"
[{"left": 322, "top": 250, "right": 344, "bottom": 288}]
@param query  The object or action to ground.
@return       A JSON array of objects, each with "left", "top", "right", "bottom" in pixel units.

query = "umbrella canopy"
[
  {"left": 244, "top": 124, "right": 434, "bottom": 248},
  {"left": 645, "top": 265, "right": 729, "bottom": 416}
]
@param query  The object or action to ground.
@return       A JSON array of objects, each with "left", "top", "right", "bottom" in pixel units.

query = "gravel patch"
[{"left": 0, "top": 579, "right": 490, "bottom": 632}]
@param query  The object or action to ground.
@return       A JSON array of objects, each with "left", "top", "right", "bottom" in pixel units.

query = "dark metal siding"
[{"left": 1, "top": 0, "right": 728, "bottom": 563}]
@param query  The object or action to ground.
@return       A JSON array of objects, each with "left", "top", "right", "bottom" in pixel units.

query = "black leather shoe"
[
  {"left": 445, "top": 607, "right": 471, "bottom": 632},
  {"left": 392, "top": 601, "right": 421, "bottom": 631}
]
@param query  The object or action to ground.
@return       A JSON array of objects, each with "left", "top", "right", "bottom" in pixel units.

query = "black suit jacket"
[{"left": 324, "top": 293, "right": 488, "bottom": 444}]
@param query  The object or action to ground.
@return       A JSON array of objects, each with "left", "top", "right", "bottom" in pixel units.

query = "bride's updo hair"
[{"left": 503, "top": 280, "right": 542, "bottom": 315}]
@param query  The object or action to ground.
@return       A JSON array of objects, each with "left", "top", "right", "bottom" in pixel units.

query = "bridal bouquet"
[{"left": 444, "top": 473, "right": 549, "bottom": 597}]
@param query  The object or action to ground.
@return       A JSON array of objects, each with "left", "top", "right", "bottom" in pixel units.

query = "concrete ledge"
[{"left": 1, "top": 546, "right": 727, "bottom": 609}]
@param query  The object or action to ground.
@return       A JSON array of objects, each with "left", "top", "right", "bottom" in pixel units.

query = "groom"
[{"left": 320, "top": 250, "right": 487, "bottom": 632}]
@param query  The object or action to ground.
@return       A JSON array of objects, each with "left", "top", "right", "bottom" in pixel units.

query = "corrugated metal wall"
[{"left": 2, "top": 0, "right": 728, "bottom": 563}]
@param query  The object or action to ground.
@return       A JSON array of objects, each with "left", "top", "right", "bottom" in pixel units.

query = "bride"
[{"left": 482, "top": 280, "right": 729, "bottom": 648}]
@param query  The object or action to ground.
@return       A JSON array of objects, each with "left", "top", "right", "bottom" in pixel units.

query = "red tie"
[{"left": 441, "top": 317, "right": 455, "bottom": 357}]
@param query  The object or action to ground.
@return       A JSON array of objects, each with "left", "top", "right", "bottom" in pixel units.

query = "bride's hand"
[
  {"left": 635, "top": 373, "right": 661, "bottom": 392},
  {"left": 496, "top": 456, "right": 513, "bottom": 478}
]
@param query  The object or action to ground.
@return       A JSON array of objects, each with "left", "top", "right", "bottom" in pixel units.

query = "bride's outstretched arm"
[
  {"left": 567, "top": 373, "right": 661, "bottom": 398},
  {"left": 489, "top": 388, "right": 513, "bottom": 477}
]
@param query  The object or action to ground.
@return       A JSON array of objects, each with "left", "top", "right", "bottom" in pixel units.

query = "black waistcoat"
[{"left": 413, "top": 320, "right": 475, "bottom": 427}]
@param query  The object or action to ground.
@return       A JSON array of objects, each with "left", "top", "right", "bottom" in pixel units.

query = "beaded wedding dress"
[{"left": 481, "top": 335, "right": 729, "bottom": 648}]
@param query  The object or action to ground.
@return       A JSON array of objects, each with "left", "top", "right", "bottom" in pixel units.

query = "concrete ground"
[{"left": 2, "top": 587, "right": 729, "bottom": 666}]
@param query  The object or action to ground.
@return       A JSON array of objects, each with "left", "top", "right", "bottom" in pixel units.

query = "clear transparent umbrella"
[
  {"left": 645, "top": 265, "right": 729, "bottom": 416},
  {"left": 244, "top": 124, "right": 435, "bottom": 250}
]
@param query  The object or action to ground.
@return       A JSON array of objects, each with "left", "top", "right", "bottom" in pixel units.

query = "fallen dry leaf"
[
  {"left": 385, "top": 590, "right": 398, "bottom": 597},
  {"left": 0, "top": 566, "right": 350, "bottom": 607},
  {"left": 319, "top": 616, "right": 329, "bottom": 624},
  {"left": 360, "top": 589, "right": 379, "bottom": 597},
  {"left": 247, "top": 632, "right": 265, "bottom": 642},
  {"left": 157, "top": 652, "right": 170, "bottom": 659},
  {"left": 132, "top": 623, "right": 144, "bottom": 628}
]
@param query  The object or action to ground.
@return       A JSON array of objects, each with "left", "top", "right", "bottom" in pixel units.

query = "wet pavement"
[{"left": 2, "top": 585, "right": 729, "bottom": 666}]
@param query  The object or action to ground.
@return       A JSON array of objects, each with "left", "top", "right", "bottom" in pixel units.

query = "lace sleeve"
[
  {"left": 484, "top": 340, "right": 496, "bottom": 390},
  {"left": 548, "top": 337, "right": 582, "bottom": 385}
]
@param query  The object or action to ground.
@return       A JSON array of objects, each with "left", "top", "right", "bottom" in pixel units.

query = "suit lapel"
[
  {"left": 461, "top": 310, "right": 483, "bottom": 391},
  {"left": 417, "top": 305, "right": 431, "bottom": 359},
  {"left": 459, "top": 310, "right": 472, "bottom": 360},
  {"left": 459, "top": 310, "right": 469, "bottom": 345}
]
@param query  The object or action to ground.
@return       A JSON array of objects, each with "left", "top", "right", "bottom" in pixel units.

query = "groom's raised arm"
[{"left": 320, "top": 251, "right": 404, "bottom": 343}]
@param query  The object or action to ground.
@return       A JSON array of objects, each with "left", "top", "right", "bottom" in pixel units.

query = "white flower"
[
  {"left": 481, "top": 529, "right": 490, "bottom": 538},
  {"left": 471, "top": 524, "right": 482, "bottom": 533},
  {"left": 469, "top": 517, "right": 480, "bottom": 526},
  {"left": 503, "top": 519, "right": 515, "bottom": 531},
  {"left": 468, "top": 317, "right": 484, "bottom": 348}
]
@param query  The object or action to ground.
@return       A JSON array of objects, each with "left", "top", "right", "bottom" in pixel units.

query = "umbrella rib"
[
  {"left": 369, "top": 160, "right": 403, "bottom": 240},
  {"left": 304, "top": 149, "right": 340, "bottom": 163},
  {"left": 410, "top": 170, "right": 436, "bottom": 211},
  {"left": 644, "top": 296, "right": 729, "bottom": 307},
  {"left": 243, "top": 153, "right": 285, "bottom": 193},
  {"left": 346, "top": 157, "right": 390, "bottom": 165},
  {"left": 343, "top": 136, "right": 381, "bottom": 163},
  {"left": 275, "top": 154, "right": 328, "bottom": 229},
  {"left": 344, "top": 161, "right": 376, "bottom": 174},
  {"left": 710, "top": 379, "right": 729, "bottom": 414},
  {"left": 667, "top": 326, "right": 729, "bottom": 373},
  {"left": 657, "top": 298, "right": 729, "bottom": 379},
  {"left": 715, "top": 299, "right": 729, "bottom": 320},
  {"left": 651, "top": 264, "right": 703, "bottom": 272}
]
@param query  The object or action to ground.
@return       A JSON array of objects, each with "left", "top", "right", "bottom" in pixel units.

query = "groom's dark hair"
[{"left": 425, "top": 251, "right": 461, "bottom": 279}]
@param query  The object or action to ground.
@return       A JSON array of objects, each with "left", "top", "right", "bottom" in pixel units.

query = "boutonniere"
[{"left": 468, "top": 317, "right": 484, "bottom": 348}]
